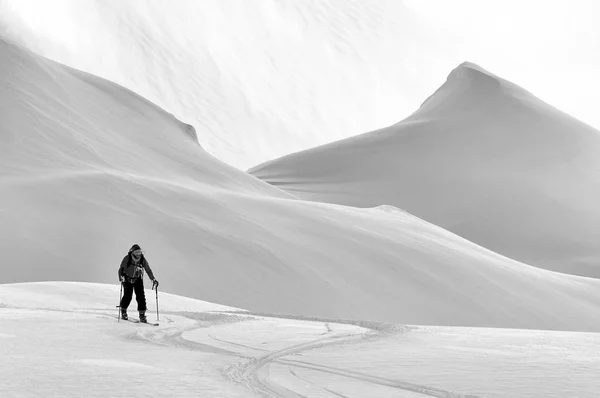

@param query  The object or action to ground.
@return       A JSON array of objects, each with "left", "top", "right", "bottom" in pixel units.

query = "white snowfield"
[
  {"left": 251, "top": 63, "right": 600, "bottom": 278},
  {"left": 2, "top": 38, "right": 600, "bottom": 332},
  {"left": 0, "top": 282, "right": 598, "bottom": 398}
]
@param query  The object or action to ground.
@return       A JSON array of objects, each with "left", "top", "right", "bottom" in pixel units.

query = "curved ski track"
[
  {"left": 2, "top": 305, "right": 481, "bottom": 397},
  {"left": 120, "top": 310, "right": 481, "bottom": 398}
]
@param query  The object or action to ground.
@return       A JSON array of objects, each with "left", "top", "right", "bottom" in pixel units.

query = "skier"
[{"left": 118, "top": 244, "right": 159, "bottom": 323}]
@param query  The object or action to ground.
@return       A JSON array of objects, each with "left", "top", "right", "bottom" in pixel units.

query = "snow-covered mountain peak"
[
  {"left": 251, "top": 63, "right": 600, "bottom": 277},
  {"left": 412, "top": 61, "right": 532, "bottom": 120},
  {"left": 450, "top": 62, "right": 497, "bottom": 80}
]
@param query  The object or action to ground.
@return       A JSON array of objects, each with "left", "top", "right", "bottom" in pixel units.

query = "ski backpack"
[{"left": 121, "top": 252, "right": 145, "bottom": 282}]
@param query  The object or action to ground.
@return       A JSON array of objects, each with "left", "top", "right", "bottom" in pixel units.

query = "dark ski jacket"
[{"left": 118, "top": 254, "right": 155, "bottom": 282}]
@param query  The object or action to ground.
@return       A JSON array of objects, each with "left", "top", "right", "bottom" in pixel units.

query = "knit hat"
[{"left": 129, "top": 244, "right": 142, "bottom": 253}]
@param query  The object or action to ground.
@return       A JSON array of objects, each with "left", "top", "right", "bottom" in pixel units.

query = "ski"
[
  {"left": 126, "top": 318, "right": 159, "bottom": 326},
  {"left": 136, "top": 320, "right": 159, "bottom": 326},
  {"left": 116, "top": 306, "right": 158, "bottom": 326}
]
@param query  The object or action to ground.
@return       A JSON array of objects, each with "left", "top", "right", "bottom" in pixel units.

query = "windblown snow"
[
  {"left": 251, "top": 63, "right": 600, "bottom": 278},
  {"left": 0, "top": 0, "right": 432, "bottom": 170}
]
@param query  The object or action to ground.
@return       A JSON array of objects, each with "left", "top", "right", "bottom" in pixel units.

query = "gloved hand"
[
  {"left": 119, "top": 275, "right": 126, "bottom": 283},
  {"left": 152, "top": 279, "right": 159, "bottom": 289}
]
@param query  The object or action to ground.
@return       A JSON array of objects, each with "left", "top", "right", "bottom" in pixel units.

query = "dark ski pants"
[{"left": 120, "top": 278, "right": 147, "bottom": 311}]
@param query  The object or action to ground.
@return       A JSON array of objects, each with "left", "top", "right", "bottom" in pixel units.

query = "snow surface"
[
  {"left": 1, "top": 282, "right": 598, "bottom": 397},
  {"left": 251, "top": 63, "right": 600, "bottom": 278},
  {"left": 2, "top": 38, "right": 600, "bottom": 332}
]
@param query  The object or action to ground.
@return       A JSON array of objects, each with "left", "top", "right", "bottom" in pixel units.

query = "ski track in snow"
[
  {"left": 229, "top": 334, "right": 482, "bottom": 398},
  {"left": 14, "top": 304, "right": 481, "bottom": 397},
  {"left": 2, "top": 283, "right": 598, "bottom": 397},
  {"left": 103, "top": 309, "right": 480, "bottom": 397}
]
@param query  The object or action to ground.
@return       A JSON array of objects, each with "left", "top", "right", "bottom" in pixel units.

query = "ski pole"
[
  {"left": 154, "top": 284, "right": 159, "bottom": 321},
  {"left": 118, "top": 282, "right": 123, "bottom": 322}
]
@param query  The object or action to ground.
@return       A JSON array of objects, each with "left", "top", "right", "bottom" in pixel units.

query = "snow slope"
[
  {"left": 0, "top": 0, "right": 433, "bottom": 169},
  {"left": 250, "top": 63, "right": 600, "bottom": 278},
  {"left": 1, "top": 282, "right": 598, "bottom": 397},
  {"left": 2, "top": 39, "right": 600, "bottom": 331}
]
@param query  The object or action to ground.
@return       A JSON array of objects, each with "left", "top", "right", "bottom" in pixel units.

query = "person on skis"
[{"left": 118, "top": 244, "right": 159, "bottom": 323}]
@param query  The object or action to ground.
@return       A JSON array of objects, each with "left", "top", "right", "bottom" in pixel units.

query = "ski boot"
[
  {"left": 120, "top": 308, "right": 128, "bottom": 321},
  {"left": 139, "top": 310, "right": 147, "bottom": 323}
]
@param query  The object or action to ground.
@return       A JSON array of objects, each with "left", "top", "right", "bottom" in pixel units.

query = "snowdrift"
[
  {"left": 250, "top": 63, "right": 600, "bottom": 278},
  {"left": 2, "top": 40, "right": 600, "bottom": 331}
]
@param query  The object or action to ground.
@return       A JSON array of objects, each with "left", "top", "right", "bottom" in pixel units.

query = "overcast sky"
[{"left": 405, "top": 0, "right": 600, "bottom": 130}]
